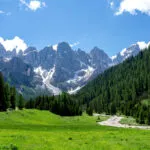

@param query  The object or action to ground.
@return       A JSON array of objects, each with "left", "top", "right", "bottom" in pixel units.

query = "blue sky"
[{"left": 0, "top": 0, "right": 150, "bottom": 56}]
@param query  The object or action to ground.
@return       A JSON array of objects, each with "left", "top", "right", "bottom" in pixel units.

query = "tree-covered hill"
[
  {"left": 0, "top": 72, "right": 24, "bottom": 111},
  {"left": 25, "top": 93, "right": 82, "bottom": 116},
  {"left": 76, "top": 47, "right": 150, "bottom": 124}
]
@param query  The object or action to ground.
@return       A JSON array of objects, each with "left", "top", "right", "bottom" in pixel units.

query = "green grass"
[{"left": 0, "top": 109, "right": 150, "bottom": 150}]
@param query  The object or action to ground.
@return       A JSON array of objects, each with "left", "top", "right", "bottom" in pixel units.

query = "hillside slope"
[{"left": 76, "top": 47, "right": 150, "bottom": 124}]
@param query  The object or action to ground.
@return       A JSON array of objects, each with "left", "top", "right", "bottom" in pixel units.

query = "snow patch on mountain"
[
  {"left": 120, "top": 48, "right": 127, "bottom": 56},
  {"left": 67, "top": 66, "right": 95, "bottom": 84},
  {"left": 137, "top": 41, "right": 150, "bottom": 50},
  {"left": 3, "top": 57, "right": 12, "bottom": 62},
  {"left": 137, "top": 42, "right": 147, "bottom": 50},
  {"left": 52, "top": 44, "right": 58, "bottom": 51},
  {"left": 83, "top": 66, "right": 95, "bottom": 80},
  {"left": 68, "top": 86, "right": 83, "bottom": 94},
  {"left": 119, "top": 41, "right": 150, "bottom": 58},
  {"left": 34, "top": 66, "right": 61, "bottom": 95},
  {"left": 23, "top": 50, "right": 37, "bottom": 56},
  {"left": 120, "top": 45, "right": 138, "bottom": 59},
  {"left": 111, "top": 55, "right": 117, "bottom": 60}
]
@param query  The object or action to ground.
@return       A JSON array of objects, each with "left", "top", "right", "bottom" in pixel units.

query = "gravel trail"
[{"left": 98, "top": 116, "right": 150, "bottom": 130}]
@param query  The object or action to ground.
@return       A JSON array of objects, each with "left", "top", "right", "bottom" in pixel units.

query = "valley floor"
[{"left": 0, "top": 110, "right": 150, "bottom": 150}]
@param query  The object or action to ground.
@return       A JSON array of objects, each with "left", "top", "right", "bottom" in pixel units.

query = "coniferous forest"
[
  {"left": 0, "top": 71, "right": 82, "bottom": 116},
  {"left": 0, "top": 72, "right": 24, "bottom": 111},
  {"left": 1, "top": 47, "right": 150, "bottom": 124},
  {"left": 25, "top": 93, "right": 82, "bottom": 116},
  {"left": 76, "top": 46, "right": 150, "bottom": 124}
]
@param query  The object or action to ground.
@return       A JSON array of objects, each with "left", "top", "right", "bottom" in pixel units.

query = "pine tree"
[
  {"left": 110, "top": 102, "right": 117, "bottom": 115},
  {"left": 0, "top": 72, "right": 7, "bottom": 111},
  {"left": 25, "top": 98, "right": 34, "bottom": 109},
  {"left": 10, "top": 87, "right": 16, "bottom": 110},
  {"left": 18, "top": 94, "right": 24, "bottom": 110},
  {"left": 86, "top": 106, "right": 93, "bottom": 116},
  {"left": 4, "top": 83, "right": 11, "bottom": 109},
  {"left": 148, "top": 75, "right": 150, "bottom": 99},
  {"left": 139, "top": 109, "right": 145, "bottom": 124},
  {"left": 147, "top": 110, "right": 150, "bottom": 125}
]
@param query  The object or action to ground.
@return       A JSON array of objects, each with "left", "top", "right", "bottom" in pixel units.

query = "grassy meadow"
[{"left": 0, "top": 109, "right": 150, "bottom": 150}]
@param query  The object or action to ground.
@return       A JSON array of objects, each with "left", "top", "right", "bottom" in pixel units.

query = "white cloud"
[
  {"left": 20, "top": 0, "right": 46, "bottom": 11},
  {"left": 70, "top": 42, "right": 80, "bottom": 48},
  {"left": 116, "top": 0, "right": 150, "bottom": 16},
  {"left": 0, "top": 36, "right": 28, "bottom": 53}
]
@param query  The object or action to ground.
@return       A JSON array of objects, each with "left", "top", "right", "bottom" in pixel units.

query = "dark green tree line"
[
  {"left": 76, "top": 46, "right": 150, "bottom": 124},
  {"left": 25, "top": 92, "right": 82, "bottom": 116},
  {"left": 0, "top": 72, "right": 24, "bottom": 111}
]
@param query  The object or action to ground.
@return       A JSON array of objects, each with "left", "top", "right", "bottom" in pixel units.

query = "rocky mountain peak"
[
  {"left": 90, "top": 47, "right": 106, "bottom": 56},
  {"left": 57, "top": 42, "right": 72, "bottom": 53},
  {"left": 24, "top": 47, "right": 37, "bottom": 54},
  {"left": 90, "top": 47, "right": 112, "bottom": 67},
  {"left": 0, "top": 40, "right": 148, "bottom": 98},
  {"left": 112, "top": 43, "right": 141, "bottom": 65}
]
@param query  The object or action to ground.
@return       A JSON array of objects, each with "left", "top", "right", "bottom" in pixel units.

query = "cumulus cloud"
[
  {"left": 0, "top": 36, "right": 28, "bottom": 53},
  {"left": 20, "top": 0, "right": 46, "bottom": 11},
  {"left": 116, "top": 0, "right": 150, "bottom": 16}
]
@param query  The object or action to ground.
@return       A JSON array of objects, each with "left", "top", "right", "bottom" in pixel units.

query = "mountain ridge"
[{"left": 0, "top": 40, "right": 149, "bottom": 99}]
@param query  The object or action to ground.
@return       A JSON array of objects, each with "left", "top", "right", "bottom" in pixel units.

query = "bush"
[{"left": 0, "top": 144, "right": 18, "bottom": 150}]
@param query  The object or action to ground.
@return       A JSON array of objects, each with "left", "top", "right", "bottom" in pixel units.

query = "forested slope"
[
  {"left": 0, "top": 72, "right": 24, "bottom": 111},
  {"left": 76, "top": 47, "right": 150, "bottom": 124}
]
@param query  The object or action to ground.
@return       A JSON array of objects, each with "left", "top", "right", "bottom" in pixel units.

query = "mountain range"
[{"left": 0, "top": 40, "right": 149, "bottom": 99}]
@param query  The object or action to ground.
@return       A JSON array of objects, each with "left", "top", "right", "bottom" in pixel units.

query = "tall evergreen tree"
[
  {"left": 18, "top": 94, "right": 24, "bottom": 110},
  {"left": 10, "top": 87, "right": 16, "bottom": 110},
  {"left": 148, "top": 75, "right": 150, "bottom": 99},
  {"left": 110, "top": 102, "right": 117, "bottom": 115},
  {"left": 0, "top": 72, "right": 7, "bottom": 111},
  {"left": 4, "top": 83, "right": 11, "bottom": 109}
]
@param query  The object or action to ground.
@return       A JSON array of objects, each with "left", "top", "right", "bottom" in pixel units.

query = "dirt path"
[{"left": 98, "top": 116, "right": 150, "bottom": 130}]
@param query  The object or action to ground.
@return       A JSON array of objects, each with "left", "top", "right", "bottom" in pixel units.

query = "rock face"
[
  {"left": 111, "top": 41, "right": 150, "bottom": 65},
  {"left": 0, "top": 44, "right": 6, "bottom": 56},
  {"left": 90, "top": 47, "right": 112, "bottom": 76},
  {"left": 0, "top": 41, "right": 148, "bottom": 99},
  {"left": 0, "top": 57, "right": 35, "bottom": 90}
]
